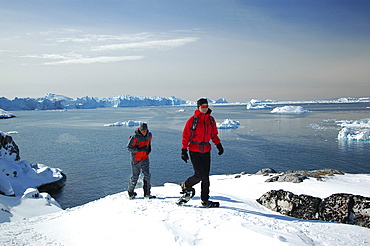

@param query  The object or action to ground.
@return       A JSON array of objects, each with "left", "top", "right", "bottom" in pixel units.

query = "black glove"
[
  {"left": 216, "top": 143, "right": 224, "bottom": 156},
  {"left": 181, "top": 148, "right": 189, "bottom": 163}
]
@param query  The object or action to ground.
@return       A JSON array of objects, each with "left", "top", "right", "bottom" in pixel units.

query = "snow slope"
[{"left": 1, "top": 173, "right": 369, "bottom": 246}]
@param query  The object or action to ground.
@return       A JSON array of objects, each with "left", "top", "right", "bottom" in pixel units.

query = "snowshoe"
[
  {"left": 128, "top": 191, "right": 137, "bottom": 200},
  {"left": 201, "top": 200, "right": 220, "bottom": 208},
  {"left": 176, "top": 184, "right": 195, "bottom": 206}
]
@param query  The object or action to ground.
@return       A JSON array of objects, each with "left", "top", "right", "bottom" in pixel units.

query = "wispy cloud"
[
  {"left": 16, "top": 29, "right": 200, "bottom": 65},
  {"left": 92, "top": 37, "right": 199, "bottom": 52},
  {"left": 21, "top": 53, "right": 144, "bottom": 65},
  {"left": 44, "top": 55, "right": 144, "bottom": 65}
]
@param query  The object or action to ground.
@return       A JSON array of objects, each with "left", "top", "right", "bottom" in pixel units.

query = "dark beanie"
[
  {"left": 197, "top": 98, "right": 208, "bottom": 106},
  {"left": 139, "top": 122, "right": 148, "bottom": 131}
]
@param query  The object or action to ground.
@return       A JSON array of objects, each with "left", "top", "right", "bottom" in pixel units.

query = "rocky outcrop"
[
  {"left": 0, "top": 131, "right": 66, "bottom": 197},
  {"left": 0, "top": 132, "right": 20, "bottom": 161},
  {"left": 258, "top": 168, "right": 345, "bottom": 183},
  {"left": 257, "top": 190, "right": 370, "bottom": 228}
]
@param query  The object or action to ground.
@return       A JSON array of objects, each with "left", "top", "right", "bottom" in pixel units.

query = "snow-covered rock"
[
  {"left": 0, "top": 131, "right": 64, "bottom": 214},
  {"left": 0, "top": 109, "right": 15, "bottom": 119}
]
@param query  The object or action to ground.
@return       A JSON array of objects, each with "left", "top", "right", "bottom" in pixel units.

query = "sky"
[{"left": 1, "top": 0, "right": 369, "bottom": 102}]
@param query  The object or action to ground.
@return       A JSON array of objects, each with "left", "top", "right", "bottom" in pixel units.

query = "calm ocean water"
[{"left": 1, "top": 104, "right": 369, "bottom": 209}]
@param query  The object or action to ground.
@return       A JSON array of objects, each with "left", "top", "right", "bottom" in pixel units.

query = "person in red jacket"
[
  {"left": 180, "top": 98, "right": 224, "bottom": 207},
  {"left": 127, "top": 122, "right": 155, "bottom": 199}
]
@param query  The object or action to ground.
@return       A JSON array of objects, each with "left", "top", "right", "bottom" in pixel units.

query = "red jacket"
[
  {"left": 127, "top": 129, "right": 152, "bottom": 161},
  {"left": 182, "top": 108, "right": 221, "bottom": 153}
]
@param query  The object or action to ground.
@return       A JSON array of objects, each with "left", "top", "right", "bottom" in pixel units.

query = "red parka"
[
  {"left": 182, "top": 108, "right": 221, "bottom": 153},
  {"left": 127, "top": 129, "right": 152, "bottom": 161}
]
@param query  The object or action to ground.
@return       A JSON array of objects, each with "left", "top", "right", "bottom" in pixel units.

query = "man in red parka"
[{"left": 180, "top": 98, "right": 224, "bottom": 207}]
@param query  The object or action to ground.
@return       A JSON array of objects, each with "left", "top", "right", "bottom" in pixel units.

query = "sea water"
[{"left": 1, "top": 104, "right": 369, "bottom": 208}]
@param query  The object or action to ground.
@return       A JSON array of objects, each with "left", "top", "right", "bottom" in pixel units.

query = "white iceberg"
[
  {"left": 217, "top": 119, "right": 240, "bottom": 129},
  {"left": 104, "top": 120, "right": 143, "bottom": 127},
  {"left": 246, "top": 100, "right": 273, "bottom": 110},
  {"left": 271, "top": 106, "right": 309, "bottom": 114},
  {"left": 337, "top": 118, "right": 370, "bottom": 141}
]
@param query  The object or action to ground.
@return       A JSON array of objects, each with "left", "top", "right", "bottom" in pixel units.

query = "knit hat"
[
  {"left": 197, "top": 98, "right": 208, "bottom": 106},
  {"left": 139, "top": 122, "right": 148, "bottom": 131}
]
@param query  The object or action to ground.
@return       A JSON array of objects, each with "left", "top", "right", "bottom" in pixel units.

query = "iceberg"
[
  {"left": 271, "top": 106, "right": 309, "bottom": 114},
  {"left": 0, "top": 94, "right": 190, "bottom": 111},
  {"left": 337, "top": 118, "right": 370, "bottom": 141},
  {"left": 217, "top": 119, "right": 240, "bottom": 129},
  {"left": 246, "top": 101, "right": 272, "bottom": 110},
  {"left": 103, "top": 120, "right": 143, "bottom": 127}
]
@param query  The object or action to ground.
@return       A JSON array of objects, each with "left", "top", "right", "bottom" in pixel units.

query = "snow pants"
[
  {"left": 185, "top": 151, "right": 211, "bottom": 201},
  {"left": 128, "top": 158, "right": 151, "bottom": 196}
]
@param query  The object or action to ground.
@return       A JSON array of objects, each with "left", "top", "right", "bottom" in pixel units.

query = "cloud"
[
  {"left": 14, "top": 29, "right": 200, "bottom": 65},
  {"left": 43, "top": 55, "right": 145, "bottom": 65},
  {"left": 92, "top": 37, "right": 199, "bottom": 52}
]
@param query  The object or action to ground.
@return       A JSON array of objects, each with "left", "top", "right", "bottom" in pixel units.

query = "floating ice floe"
[
  {"left": 337, "top": 118, "right": 370, "bottom": 141},
  {"left": 217, "top": 119, "right": 240, "bottom": 129},
  {"left": 246, "top": 102, "right": 272, "bottom": 110},
  {"left": 271, "top": 106, "right": 309, "bottom": 114},
  {"left": 104, "top": 120, "right": 143, "bottom": 127}
]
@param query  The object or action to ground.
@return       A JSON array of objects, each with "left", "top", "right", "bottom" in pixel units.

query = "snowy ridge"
[{"left": 1, "top": 173, "right": 370, "bottom": 245}]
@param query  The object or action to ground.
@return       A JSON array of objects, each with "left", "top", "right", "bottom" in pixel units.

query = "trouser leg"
[
  {"left": 186, "top": 151, "right": 211, "bottom": 201},
  {"left": 128, "top": 160, "right": 141, "bottom": 193},
  {"left": 141, "top": 159, "right": 151, "bottom": 196}
]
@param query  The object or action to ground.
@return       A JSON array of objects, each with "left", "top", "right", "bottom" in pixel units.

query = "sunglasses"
[{"left": 199, "top": 104, "right": 208, "bottom": 108}]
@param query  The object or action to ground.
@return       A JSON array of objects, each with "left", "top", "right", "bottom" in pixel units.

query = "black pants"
[{"left": 185, "top": 151, "right": 211, "bottom": 201}]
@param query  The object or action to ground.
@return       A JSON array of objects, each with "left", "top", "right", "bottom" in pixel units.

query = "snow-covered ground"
[{"left": 1, "top": 172, "right": 369, "bottom": 245}]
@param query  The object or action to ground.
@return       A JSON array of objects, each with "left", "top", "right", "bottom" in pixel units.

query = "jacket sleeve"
[
  {"left": 210, "top": 117, "right": 221, "bottom": 146},
  {"left": 182, "top": 117, "right": 193, "bottom": 149},
  {"left": 127, "top": 136, "right": 138, "bottom": 152}
]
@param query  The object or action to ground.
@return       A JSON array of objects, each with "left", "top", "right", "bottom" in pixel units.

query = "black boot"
[{"left": 128, "top": 191, "right": 137, "bottom": 200}]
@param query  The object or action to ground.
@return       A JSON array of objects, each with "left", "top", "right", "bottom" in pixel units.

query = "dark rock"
[
  {"left": 256, "top": 189, "right": 321, "bottom": 220},
  {"left": 319, "top": 193, "right": 353, "bottom": 224},
  {"left": 0, "top": 133, "right": 20, "bottom": 161},
  {"left": 352, "top": 195, "right": 370, "bottom": 228},
  {"left": 265, "top": 173, "right": 307, "bottom": 183},
  {"left": 256, "top": 168, "right": 277, "bottom": 176},
  {"left": 38, "top": 173, "right": 67, "bottom": 193},
  {"left": 258, "top": 190, "right": 370, "bottom": 229},
  {"left": 290, "top": 194, "right": 321, "bottom": 220}
]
